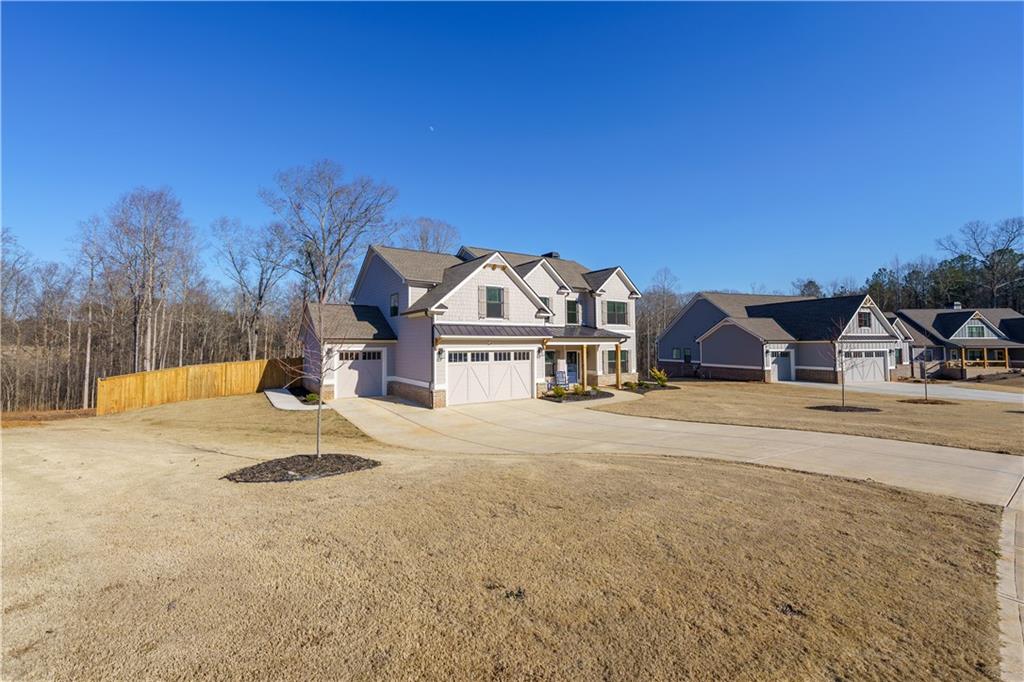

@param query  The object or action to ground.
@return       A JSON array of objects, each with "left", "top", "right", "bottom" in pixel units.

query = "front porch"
[
  {"left": 942, "top": 345, "right": 1024, "bottom": 378},
  {"left": 542, "top": 340, "right": 634, "bottom": 391}
]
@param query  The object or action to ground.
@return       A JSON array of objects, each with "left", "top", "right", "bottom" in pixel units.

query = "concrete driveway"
[
  {"left": 332, "top": 394, "right": 1023, "bottom": 507},
  {"left": 789, "top": 380, "right": 1024, "bottom": 404}
]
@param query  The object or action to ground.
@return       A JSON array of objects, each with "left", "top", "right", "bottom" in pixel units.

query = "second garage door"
[
  {"left": 447, "top": 350, "right": 533, "bottom": 406},
  {"left": 844, "top": 350, "right": 887, "bottom": 383},
  {"left": 334, "top": 349, "right": 384, "bottom": 397}
]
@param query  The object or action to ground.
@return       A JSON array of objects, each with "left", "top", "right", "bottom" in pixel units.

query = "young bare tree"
[
  {"left": 213, "top": 218, "right": 290, "bottom": 361},
  {"left": 398, "top": 216, "right": 460, "bottom": 253},
  {"left": 76, "top": 217, "right": 104, "bottom": 408},
  {"left": 938, "top": 217, "right": 1024, "bottom": 307},
  {"left": 262, "top": 159, "right": 398, "bottom": 456}
]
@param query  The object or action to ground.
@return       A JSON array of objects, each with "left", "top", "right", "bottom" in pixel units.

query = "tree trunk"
[{"left": 82, "top": 299, "right": 93, "bottom": 409}]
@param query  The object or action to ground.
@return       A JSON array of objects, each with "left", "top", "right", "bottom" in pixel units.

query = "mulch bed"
[
  {"left": 542, "top": 389, "right": 615, "bottom": 403},
  {"left": 223, "top": 454, "right": 380, "bottom": 483},
  {"left": 806, "top": 405, "right": 882, "bottom": 413},
  {"left": 898, "top": 398, "right": 957, "bottom": 406},
  {"left": 624, "top": 384, "right": 681, "bottom": 394}
]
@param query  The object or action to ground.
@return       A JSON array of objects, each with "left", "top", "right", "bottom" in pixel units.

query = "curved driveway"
[{"left": 332, "top": 394, "right": 1023, "bottom": 507}]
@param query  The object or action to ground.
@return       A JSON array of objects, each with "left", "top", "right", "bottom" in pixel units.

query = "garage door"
[
  {"left": 334, "top": 349, "right": 384, "bottom": 397},
  {"left": 844, "top": 350, "right": 887, "bottom": 383},
  {"left": 770, "top": 351, "right": 792, "bottom": 381},
  {"left": 446, "top": 350, "right": 533, "bottom": 406}
]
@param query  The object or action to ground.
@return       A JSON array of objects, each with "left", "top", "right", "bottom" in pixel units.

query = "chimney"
[
  {"left": 952, "top": 301, "right": 962, "bottom": 310},
  {"left": 541, "top": 251, "right": 560, "bottom": 259}
]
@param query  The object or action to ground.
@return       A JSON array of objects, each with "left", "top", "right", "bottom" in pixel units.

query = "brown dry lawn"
[
  {"left": 957, "top": 373, "right": 1024, "bottom": 394},
  {"left": 1, "top": 408, "right": 95, "bottom": 429},
  {"left": 2, "top": 395, "right": 1003, "bottom": 680},
  {"left": 598, "top": 380, "right": 1024, "bottom": 456}
]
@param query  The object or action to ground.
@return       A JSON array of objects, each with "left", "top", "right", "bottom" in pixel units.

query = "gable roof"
[
  {"left": 403, "top": 251, "right": 551, "bottom": 316},
  {"left": 459, "top": 246, "right": 596, "bottom": 290},
  {"left": 698, "top": 316, "right": 795, "bottom": 343},
  {"left": 306, "top": 303, "right": 397, "bottom": 341},
  {"left": 403, "top": 253, "right": 494, "bottom": 314},
  {"left": 700, "top": 292, "right": 812, "bottom": 318},
  {"left": 896, "top": 308, "right": 1024, "bottom": 346},
  {"left": 514, "top": 258, "right": 571, "bottom": 292},
  {"left": 371, "top": 245, "right": 463, "bottom": 283},
  {"left": 744, "top": 295, "right": 870, "bottom": 341}
]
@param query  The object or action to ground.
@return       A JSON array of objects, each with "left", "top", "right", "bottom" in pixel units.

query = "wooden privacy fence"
[{"left": 95, "top": 357, "right": 303, "bottom": 416}]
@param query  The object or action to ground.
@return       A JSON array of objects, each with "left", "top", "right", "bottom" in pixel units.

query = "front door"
[{"left": 566, "top": 351, "right": 579, "bottom": 384}]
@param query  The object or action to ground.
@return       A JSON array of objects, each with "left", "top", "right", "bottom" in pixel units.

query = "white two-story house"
[{"left": 301, "top": 245, "right": 641, "bottom": 408}]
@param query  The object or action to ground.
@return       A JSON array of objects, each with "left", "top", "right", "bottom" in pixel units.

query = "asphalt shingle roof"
[
  {"left": 371, "top": 245, "right": 463, "bottom": 283},
  {"left": 896, "top": 308, "right": 1024, "bottom": 347},
  {"left": 700, "top": 292, "right": 812, "bottom": 318},
  {"left": 460, "top": 246, "right": 595, "bottom": 290},
  {"left": 744, "top": 295, "right": 868, "bottom": 341},
  {"left": 403, "top": 254, "right": 494, "bottom": 314},
  {"left": 307, "top": 303, "right": 396, "bottom": 341}
]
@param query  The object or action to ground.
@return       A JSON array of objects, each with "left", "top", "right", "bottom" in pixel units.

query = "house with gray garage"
[
  {"left": 893, "top": 305, "right": 1024, "bottom": 378},
  {"left": 656, "top": 292, "right": 905, "bottom": 383},
  {"left": 301, "top": 244, "right": 640, "bottom": 407}
]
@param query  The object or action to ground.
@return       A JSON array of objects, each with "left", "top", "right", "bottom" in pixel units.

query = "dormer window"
[
  {"left": 389, "top": 293, "right": 399, "bottom": 317},
  {"left": 857, "top": 311, "right": 871, "bottom": 328},
  {"left": 966, "top": 323, "right": 986, "bottom": 338}
]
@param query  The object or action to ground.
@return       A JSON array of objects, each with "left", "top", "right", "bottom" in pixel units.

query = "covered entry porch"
[{"left": 543, "top": 333, "right": 629, "bottom": 390}]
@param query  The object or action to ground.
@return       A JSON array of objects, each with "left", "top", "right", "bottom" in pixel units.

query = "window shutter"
[
  {"left": 502, "top": 288, "right": 508, "bottom": 319},
  {"left": 478, "top": 286, "right": 485, "bottom": 318}
]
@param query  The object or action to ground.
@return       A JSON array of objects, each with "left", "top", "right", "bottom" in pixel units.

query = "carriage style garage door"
[
  {"left": 769, "top": 350, "right": 792, "bottom": 381},
  {"left": 446, "top": 350, "right": 533, "bottom": 406},
  {"left": 844, "top": 350, "right": 887, "bottom": 383},
  {"left": 334, "top": 349, "right": 384, "bottom": 397}
]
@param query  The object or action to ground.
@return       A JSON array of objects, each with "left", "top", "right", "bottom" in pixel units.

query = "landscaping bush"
[
  {"left": 573, "top": 383, "right": 587, "bottom": 396},
  {"left": 638, "top": 381, "right": 649, "bottom": 391},
  {"left": 650, "top": 367, "right": 669, "bottom": 387},
  {"left": 303, "top": 393, "right": 320, "bottom": 405},
  {"left": 551, "top": 385, "right": 567, "bottom": 400},
  {"left": 623, "top": 381, "right": 635, "bottom": 390}
]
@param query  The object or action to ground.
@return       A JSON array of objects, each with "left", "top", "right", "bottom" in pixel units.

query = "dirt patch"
[
  {"left": 622, "top": 384, "right": 680, "bottom": 394},
  {"left": 807, "top": 405, "right": 881, "bottom": 413},
  {"left": 223, "top": 454, "right": 380, "bottom": 483},
  {"left": 898, "top": 398, "right": 957, "bottom": 406},
  {"left": 2, "top": 408, "right": 95, "bottom": 429}
]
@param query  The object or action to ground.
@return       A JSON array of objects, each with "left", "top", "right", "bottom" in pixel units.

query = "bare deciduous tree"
[
  {"left": 938, "top": 218, "right": 1024, "bottom": 306},
  {"left": 398, "top": 217, "right": 460, "bottom": 253},
  {"left": 214, "top": 218, "right": 290, "bottom": 361}
]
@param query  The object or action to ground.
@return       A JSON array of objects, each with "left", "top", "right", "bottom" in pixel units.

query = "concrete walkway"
[
  {"left": 789, "top": 379, "right": 1023, "bottom": 405},
  {"left": 332, "top": 392, "right": 1024, "bottom": 679},
  {"left": 264, "top": 388, "right": 319, "bottom": 411}
]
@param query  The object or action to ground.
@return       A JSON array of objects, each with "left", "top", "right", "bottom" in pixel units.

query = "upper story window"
[
  {"left": 485, "top": 287, "right": 504, "bottom": 318},
  {"left": 389, "top": 293, "right": 399, "bottom": 317},
  {"left": 478, "top": 286, "right": 506, "bottom": 319},
  {"left": 606, "top": 301, "right": 628, "bottom": 325},
  {"left": 683, "top": 347, "right": 692, "bottom": 363},
  {"left": 671, "top": 347, "right": 681, "bottom": 360},
  {"left": 857, "top": 311, "right": 872, "bottom": 328},
  {"left": 966, "top": 323, "right": 986, "bottom": 338},
  {"left": 566, "top": 299, "right": 579, "bottom": 325},
  {"left": 539, "top": 296, "right": 550, "bottom": 310}
]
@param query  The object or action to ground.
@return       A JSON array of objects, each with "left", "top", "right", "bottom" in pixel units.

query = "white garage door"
[
  {"left": 770, "top": 351, "right": 792, "bottom": 381},
  {"left": 844, "top": 350, "right": 887, "bottom": 383},
  {"left": 446, "top": 350, "right": 533, "bottom": 406},
  {"left": 334, "top": 349, "right": 384, "bottom": 397}
]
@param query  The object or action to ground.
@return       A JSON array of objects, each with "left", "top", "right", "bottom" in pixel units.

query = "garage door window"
[
  {"left": 448, "top": 352, "right": 468, "bottom": 363},
  {"left": 471, "top": 352, "right": 489, "bottom": 362},
  {"left": 514, "top": 351, "right": 530, "bottom": 361},
  {"left": 362, "top": 351, "right": 381, "bottom": 360},
  {"left": 339, "top": 351, "right": 359, "bottom": 361},
  {"left": 494, "top": 352, "right": 511, "bottom": 362}
]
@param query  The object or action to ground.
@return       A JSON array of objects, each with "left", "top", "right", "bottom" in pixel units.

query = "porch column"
[
  {"left": 615, "top": 342, "right": 622, "bottom": 389},
  {"left": 983, "top": 349, "right": 988, "bottom": 368},
  {"left": 1005, "top": 347, "right": 1010, "bottom": 369},
  {"left": 580, "top": 345, "right": 588, "bottom": 390}
]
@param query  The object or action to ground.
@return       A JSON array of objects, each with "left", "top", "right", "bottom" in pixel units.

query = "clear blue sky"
[{"left": 3, "top": 2, "right": 1022, "bottom": 293}]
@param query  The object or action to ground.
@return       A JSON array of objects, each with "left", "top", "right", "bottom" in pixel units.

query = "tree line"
[
  {"left": 635, "top": 218, "right": 1023, "bottom": 376},
  {"left": 1, "top": 160, "right": 458, "bottom": 412}
]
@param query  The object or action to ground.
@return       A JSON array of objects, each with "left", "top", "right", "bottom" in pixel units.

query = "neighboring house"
[
  {"left": 883, "top": 312, "right": 915, "bottom": 377},
  {"left": 656, "top": 292, "right": 904, "bottom": 383},
  {"left": 300, "top": 244, "right": 640, "bottom": 407},
  {"left": 894, "top": 305, "right": 1024, "bottom": 378}
]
